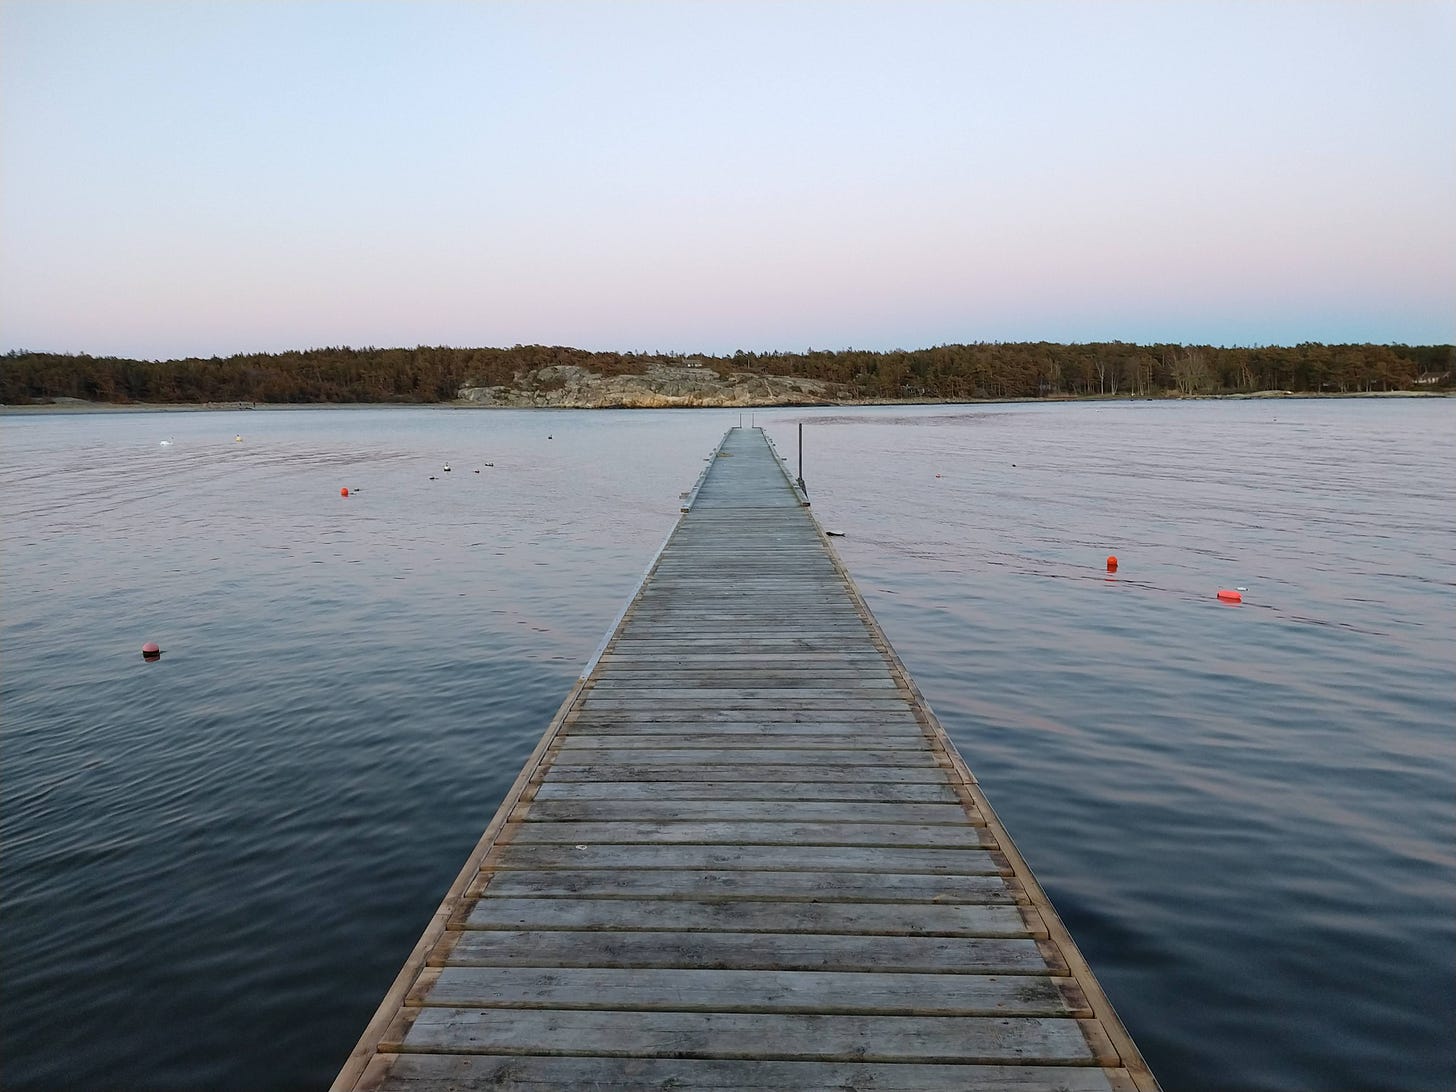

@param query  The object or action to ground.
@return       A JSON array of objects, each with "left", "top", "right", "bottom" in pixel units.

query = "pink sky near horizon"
[{"left": 2, "top": 1, "right": 1452, "bottom": 360}]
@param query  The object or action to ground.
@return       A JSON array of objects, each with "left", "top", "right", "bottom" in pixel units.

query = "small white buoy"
[{"left": 443, "top": 463, "right": 451, "bottom": 472}]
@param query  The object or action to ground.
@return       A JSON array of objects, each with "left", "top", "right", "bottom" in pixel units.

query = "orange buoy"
[
  {"left": 340, "top": 487, "right": 349, "bottom": 497},
  {"left": 1106, "top": 555, "right": 1118, "bottom": 572},
  {"left": 1217, "top": 589, "right": 1242, "bottom": 603}
]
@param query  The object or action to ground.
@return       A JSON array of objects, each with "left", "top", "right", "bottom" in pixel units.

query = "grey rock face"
[{"left": 458, "top": 364, "right": 838, "bottom": 408}]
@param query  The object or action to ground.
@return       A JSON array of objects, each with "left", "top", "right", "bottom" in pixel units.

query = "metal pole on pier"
[{"left": 797, "top": 421, "right": 806, "bottom": 494}]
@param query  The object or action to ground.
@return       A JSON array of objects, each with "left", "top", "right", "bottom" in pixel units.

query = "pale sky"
[{"left": 2, "top": 1, "right": 1453, "bottom": 360}]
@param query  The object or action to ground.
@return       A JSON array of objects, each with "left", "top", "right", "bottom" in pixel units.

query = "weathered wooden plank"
[
  {"left": 588, "top": 675, "right": 900, "bottom": 689},
  {"left": 619, "top": 622, "right": 862, "bottom": 629},
  {"left": 546, "top": 748, "right": 936, "bottom": 768},
  {"left": 629, "top": 594, "right": 854, "bottom": 600},
  {"left": 503, "top": 820, "right": 991, "bottom": 849},
  {"left": 412, "top": 966, "right": 1077, "bottom": 1015},
  {"left": 595, "top": 658, "right": 890, "bottom": 669},
  {"left": 517, "top": 799, "right": 976, "bottom": 824},
  {"left": 561, "top": 730, "right": 927, "bottom": 746},
  {"left": 462, "top": 898, "right": 1031, "bottom": 938},
  {"left": 564, "top": 718, "right": 925, "bottom": 735},
  {"left": 580, "top": 694, "right": 909, "bottom": 708},
  {"left": 440, "top": 930, "right": 1052, "bottom": 975},
  {"left": 358, "top": 1054, "right": 1128, "bottom": 1092},
  {"left": 607, "top": 636, "right": 875, "bottom": 646},
  {"left": 486, "top": 844, "right": 1005, "bottom": 876},
  {"left": 391, "top": 1007, "right": 1093, "bottom": 1064},
  {"left": 598, "top": 655, "right": 890, "bottom": 668},
  {"left": 556, "top": 732, "right": 927, "bottom": 749},
  {"left": 613, "top": 631, "right": 873, "bottom": 640},
  {"left": 537, "top": 764, "right": 949, "bottom": 784},
  {"left": 569, "top": 708, "right": 918, "bottom": 724},
  {"left": 528, "top": 780, "right": 961, "bottom": 803},
  {"left": 606, "top": 637, "right": 877, "bottom": 647},
  {"left": 473, "top": 869, "right": 1020, "bottom": 904},
  {"left": 623, "top": 611, "right": 866, "bottom": 620},
  {"left": 621, "top": 616, "right": 867, "bottom": 625}
]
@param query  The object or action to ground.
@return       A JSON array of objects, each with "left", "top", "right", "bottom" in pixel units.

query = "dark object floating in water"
[
  {"left": 141, "top": 641, "right": 162, "bottom": 661},
  {"left": 826, "top": 530, "right": 845, "bottom": 537}
]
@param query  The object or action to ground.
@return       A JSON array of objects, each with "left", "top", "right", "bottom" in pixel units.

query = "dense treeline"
[{"left": 2, "top": 341, "right": 1450, "bottom": 405}]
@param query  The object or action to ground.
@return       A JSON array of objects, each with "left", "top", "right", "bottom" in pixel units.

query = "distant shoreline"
[{"left": 2, "top": 389, "right": 1451, "bottom": 416}]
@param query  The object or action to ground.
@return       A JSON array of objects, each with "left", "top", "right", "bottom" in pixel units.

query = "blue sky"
[{"left": 2, "top": 1, "right": 1452, "bottom": 359}]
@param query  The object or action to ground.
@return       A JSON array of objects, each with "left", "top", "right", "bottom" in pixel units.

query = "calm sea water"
[{"left": 2, "top": 400, "right": 1452, "bottom": 1090}]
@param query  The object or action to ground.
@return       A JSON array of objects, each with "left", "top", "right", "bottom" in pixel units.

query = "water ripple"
[{"left": 2, "top": 401, "right": 1453, "bottom": 1090}]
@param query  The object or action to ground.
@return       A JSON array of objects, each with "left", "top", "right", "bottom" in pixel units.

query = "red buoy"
[
  {"left": 1217, "top": 589, "right": 1242, "bottom": 603},
  {"left": 340, "top": 487, "right": 349, "bottom": 497},
  {"left": 1106, "top": 555, "right": 1118, "bottom": 572}
]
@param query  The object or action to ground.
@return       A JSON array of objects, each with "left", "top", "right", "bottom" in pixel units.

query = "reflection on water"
[{"left": 2, "top": 400, "right": 1452, "bottom": 1090}]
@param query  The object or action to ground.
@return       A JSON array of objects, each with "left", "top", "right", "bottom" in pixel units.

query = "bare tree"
[{"left": 1170, "top": 349, "right": 1211, "bottom": 395}]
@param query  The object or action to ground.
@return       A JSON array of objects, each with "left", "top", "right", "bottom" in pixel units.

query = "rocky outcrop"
[{"left": 457, "top": 364, "right": 840, "bottom": 408}]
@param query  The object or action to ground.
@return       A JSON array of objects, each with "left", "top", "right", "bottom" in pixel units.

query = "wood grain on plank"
[
  {"left": 471, "top": 868, "right": 1020, "bottom": 904},
  {"left": 461, "top": 898, "right": 1032, "bottom": 938},
  {"left": 502, "top": 820, "right": 992, "bottom": 848},
  {"left": 515, "top": 799, "right": 976, "bottom": 824},
  {"left": 389, "top": 1007, "right": 1094, "bottom": 1064},
  {"left": 409, "top": 966, "right": 1081, "bottom": 1015},
  {"left": 439, "top": 930, "right": 1057, "bottom": 975},
  {"left": 527, "top": 780, "right": 961, "bottom": 803},
  {"left": 357, "top": 1054, "right": 1128, "bottom": 1092}
]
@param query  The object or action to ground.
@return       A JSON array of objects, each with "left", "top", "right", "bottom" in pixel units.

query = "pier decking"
[{"left": 335, "top": 427, "right": 1156, "bottom": 1091}]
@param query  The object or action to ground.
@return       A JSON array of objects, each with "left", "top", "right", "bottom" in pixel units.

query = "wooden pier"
[{"left": 334, "top": 427, "right": 1157, "bottom": 1091}]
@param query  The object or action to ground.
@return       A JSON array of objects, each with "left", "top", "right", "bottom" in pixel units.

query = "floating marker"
[
  {"left": 1217, "top": 589, "right": 1243, "bottom": 603},
  {"left": 1106, "top": 555, "right": 1119, "bottom": 572},
  {"left": 141, "top": 641, "right": 162, "bottom": 660},
  {"left": 234, "top": 435, "right": 243, "bottom": 442},
  {"left": 443, "top": 464, "right": 451, "bottom": 472},
  {"left": 340, "top": 487, "right": 349, "bottom": 497}
]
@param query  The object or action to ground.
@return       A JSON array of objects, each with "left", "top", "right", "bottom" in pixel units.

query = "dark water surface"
[{"left": 2, "top": 400, "right": 1452, "bottom": 1090}]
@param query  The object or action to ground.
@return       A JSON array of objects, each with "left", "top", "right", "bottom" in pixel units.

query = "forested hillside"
[{"left": 2, "top": 341, "right": 1450, "bottom": 406}]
